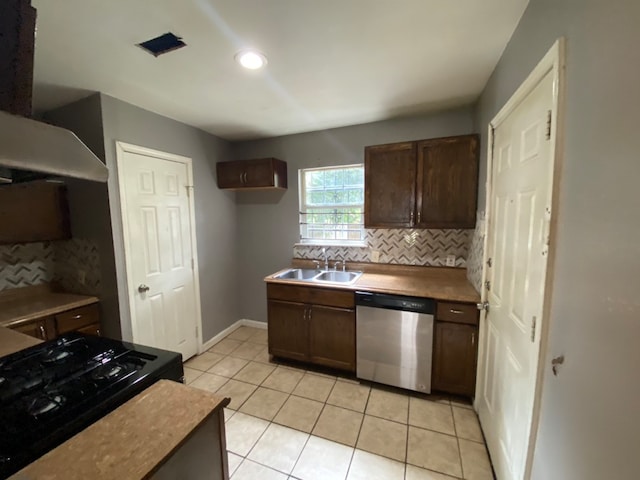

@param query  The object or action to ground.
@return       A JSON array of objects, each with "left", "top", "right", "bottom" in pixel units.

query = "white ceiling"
[{"left": 31, "top": 0, "right": 529, "bottom": 141}]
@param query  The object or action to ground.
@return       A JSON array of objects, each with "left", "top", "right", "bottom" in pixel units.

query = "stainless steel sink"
[
  {"left": 273, "top": 268, "right": 363, "bottom": 285},
  {"left": 274, "top": 268, "right": 320, "bottom": 280},
  {"left": 313, "top": 270, "right": 362, "bottom": 284}
]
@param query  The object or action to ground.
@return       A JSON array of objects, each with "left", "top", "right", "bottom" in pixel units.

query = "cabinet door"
[
  {"left": 308, "top": 305, "right": 356, "bottom": 372},
  {"left": 416, "top": 135, "right": 479, "bottom": 228},
  {"left": 267, "top": 299, "right": 309, "bottom": 362},
  {"left": 364, "top": 142, "right": 417, "bottom": 228},
  {"left": 216, "top": 161, "right": 246, "bottom": 189},
  {"left": 11, "top": 317, "right": 55, "bottom": 341},
  {"left": 432, "top": 322, "right": 478, "bottom": 396},
  {"left": 0, "top": 180, "right": 71, "bottom": 244},
  {"left": 76, "top": 323, "right": 101, "bottom": 336}
]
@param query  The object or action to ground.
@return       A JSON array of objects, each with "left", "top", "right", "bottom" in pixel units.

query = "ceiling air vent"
[{"left": 137, "top": 32, "right": 186, "bottom": 57}]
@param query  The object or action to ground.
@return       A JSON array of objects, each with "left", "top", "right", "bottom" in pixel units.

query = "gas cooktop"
[{"left": 0, "top": 333, "right": 183, "bottom": 478}]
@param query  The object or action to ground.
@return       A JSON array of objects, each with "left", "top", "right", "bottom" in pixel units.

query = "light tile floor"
[{"left": 185, "top": 326, "right": 495, "bottom": 480}]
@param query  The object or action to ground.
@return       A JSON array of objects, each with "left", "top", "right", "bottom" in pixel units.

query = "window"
[{"left": 299, "top": 164, "right": 365, "bottom": 244}]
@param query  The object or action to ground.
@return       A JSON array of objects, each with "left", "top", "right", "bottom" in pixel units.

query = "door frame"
[
  {"left": 115, "top": 141, "right": 204, "bottom": 355},
  {"left": 475, "top": 38, "right": 566, "bottom": 479}
]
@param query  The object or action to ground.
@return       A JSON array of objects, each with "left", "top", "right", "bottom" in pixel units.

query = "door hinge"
[
  {"left": 545, "top": 110, "right": 552, "bottom": 140},
  {"left": 484, "top": 280, "right": 491, "bottom": 291},
  {"left": 531, "top": 316, "right": 537, "bottom": 342},
  {"left": 185, "top": 185, "right": 194, "bottom": 196},
  {"left": 486, "top": 257, "right": 492, "bottom": 268}
]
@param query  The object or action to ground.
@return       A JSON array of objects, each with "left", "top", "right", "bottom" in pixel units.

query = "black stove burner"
[
  {"left": 91, "top": 363, "right": 130, "bottom": 382},
  {"left": 28, "top": 393, "right": 66, "bottom": 417},
  {"left": 41, "top": 349, "right": 72, "bottom": 364}
]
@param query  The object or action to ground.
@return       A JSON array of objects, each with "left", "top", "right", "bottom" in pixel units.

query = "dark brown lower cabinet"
[
  {"left": 267, "top": 284, "right": 356, "bottom": 372},
  {"left": 308, "top": 305, "right": 356, "bottom": 371},
  {"left": 432, "top": 321, "right": 478, "bottom": 396},
  {"left": 267, "top": 299, "right": 309, "bottom": 362},
  {"left": 9, "top": 303, "right": 102, "bottom": 341}
]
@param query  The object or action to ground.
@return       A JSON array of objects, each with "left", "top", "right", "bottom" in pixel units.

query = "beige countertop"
[
  {"left": 11, "top": 380, "right": 230, "bottom": 480},
  {"left": 0, "top": 326, "right": 42, "bottom": 358},
  {"left": 265, "top": 260, "right": 480, "bottom": 303},
  {"left": 0, "top": 284, "right": 99, "bottom": 328}
]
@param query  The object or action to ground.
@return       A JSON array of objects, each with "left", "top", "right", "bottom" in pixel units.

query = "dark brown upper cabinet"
[
  {"left": 0, "top": 180, "right": 71, "bottom": 244},
  {"left": 365, "top": 134, "right": 479, "bottom": 229},
  {"left": 216, "top": 158, "right": 287, "bottom": 190}
]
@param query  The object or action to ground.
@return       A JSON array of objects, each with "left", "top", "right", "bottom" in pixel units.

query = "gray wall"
[
  {"left": 474, "top": 0, "right": 640, "bottom": 478},
  {"left": 99, "top": 94, "right": 238, "bottom": 343},
  {"left": 44, "top": 94, "right": 122, "bottom": 338},
  {"left": 231, "top": 107, "right": 475, "bottom": 322}
]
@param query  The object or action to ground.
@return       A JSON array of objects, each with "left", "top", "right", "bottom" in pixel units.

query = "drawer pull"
[
  {"left": 71, "top": 314, "right": 82, "bottom": 320},
  {"left": 39, "top": 325, "right": 46, "bottom": 339},
  {"left": 449, "top": 309, "right": 465, "bottom": 314}
]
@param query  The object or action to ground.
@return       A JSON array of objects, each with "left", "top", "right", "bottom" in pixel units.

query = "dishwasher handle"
[{"left": 355, "top": 291, "right": 435, "bottom": 314}]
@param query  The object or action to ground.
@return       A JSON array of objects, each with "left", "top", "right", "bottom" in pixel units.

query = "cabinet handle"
[
  {"left": 39, "top": 325, "right": 46, "bottom": 339},
  {"left": 239, "top": 173, "right": 244, "bottom": 184},
  {"left": 71, "top": 314, "right": 82, "bottom": 320},
  {"left": 471, "top": 332, "right": 476, "bottom": 347},
  {"left": 410, "top": 211, "right": 414, "bottom": 226},
  {"left": 449, "top": 309, "right": 464, "bottom": 314},
  {"left": 417, "top": 211, "right": 421, "bottom": 224},
  {"left": 244, "top": 172, "right": 248, "bottom": 183},
  {"left": 97, "top": 328, "right": 101, "bottom": 337}
]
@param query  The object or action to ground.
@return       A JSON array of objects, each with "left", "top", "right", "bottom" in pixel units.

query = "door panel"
[
  {"left": 267, "top": 300, "right": 309, "bottom": 362},
  {"left": 477, "top": 72, "right": 555, "bottom": 480},
  {"left": 364, "top": 142, "right": 417, "bottom": 227},
  {"left": 120, "top": 147, "right": 199, "bottom": 360},
  {"left": 308, "top": 305, "right": 355, "bottom": 372}
]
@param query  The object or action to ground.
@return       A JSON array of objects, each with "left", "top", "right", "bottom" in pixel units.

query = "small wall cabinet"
[
  {"left": 216, "top": 158, "right": 287, "bottom": 190},
  {"left": 432, "top": 301, "right": 479, "bottom": 396},
  {"left": 267, "top": 284, "right": 355, "bottom": 372},
  {"left": 0, "top": 180, "right": 71, "bottom": 244},
  {"left": 365, "top": 134, "right": 479, "bottom": 229}
]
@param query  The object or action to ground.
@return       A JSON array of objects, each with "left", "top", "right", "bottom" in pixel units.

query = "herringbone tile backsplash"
[
  {"left": 294, "top": 228, "right": 473, "bottom": 267},
  {"left": 0, "top": 239, "right": 100, "bottom": 294},
  {"left": 466, "top": 212, "right": 485, "bottom": 293}
]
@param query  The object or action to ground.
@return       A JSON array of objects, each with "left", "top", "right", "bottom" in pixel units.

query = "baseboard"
[{"left": 200, "top": 318, "right": 266, "bottom": 352}]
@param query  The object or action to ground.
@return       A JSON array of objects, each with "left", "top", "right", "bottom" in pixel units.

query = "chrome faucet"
[{"left": 322, "top": 247, "right": 329, "bottom": 270}]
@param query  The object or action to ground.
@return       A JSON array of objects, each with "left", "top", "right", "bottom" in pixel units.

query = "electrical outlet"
[
  {"left": 445, "top": 255, "right": 456, "bottom": 267},
  {"left": 77, "top": 269, "right": 86, "bottom": 285},
  {"left": 370, "top": 250, "right": 380, "bottom": 263}
]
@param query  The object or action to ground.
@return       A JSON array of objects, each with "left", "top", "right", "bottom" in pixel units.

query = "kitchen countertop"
[
  {"left": 265, "top": 260, "right": 480, "bottom": 303},
  {"left": 0, "top": 284, "right": 99, "bottom": 328},
  {"left": 0, "top": 326, "right": 42, "bottom": 358},
  {"left": 11, "top": 380, "right": 230, "bottom": 480}
]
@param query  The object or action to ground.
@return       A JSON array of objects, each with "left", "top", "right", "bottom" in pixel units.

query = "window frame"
[{"left": 298, "top": 163, "right": 366, "bottom": 246}]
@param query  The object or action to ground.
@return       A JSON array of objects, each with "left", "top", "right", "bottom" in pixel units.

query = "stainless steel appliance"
[
  {"left": 356, "top": 291, "right": 435, "bottom": 393},
  {"left": 0, "top": 333, "right": 183, "bottom": 478}
]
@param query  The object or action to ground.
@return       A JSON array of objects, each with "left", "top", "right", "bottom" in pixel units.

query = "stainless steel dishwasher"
[{"left": 356, "top": 291, "right": 435, "bottom": 393}]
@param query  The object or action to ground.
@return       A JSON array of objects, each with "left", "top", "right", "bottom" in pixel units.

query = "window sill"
[{"left": 295, "top": 241, "right": 368, "bottom": 248}]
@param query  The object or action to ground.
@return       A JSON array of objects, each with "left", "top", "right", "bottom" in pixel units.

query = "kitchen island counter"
[
  {"left": 11, "top": 380, "right": 231, "bottom": 480},
  {"left": 0, "top": 326, "right": 42, "bottom": 357}
]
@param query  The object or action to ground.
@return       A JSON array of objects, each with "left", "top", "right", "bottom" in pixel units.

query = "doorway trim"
[
  {"left": 115, "top": 141, "right": 204, "bottom": 354},
  {"left": 475, "top": 38, "right": 566, "bottom": 479}
]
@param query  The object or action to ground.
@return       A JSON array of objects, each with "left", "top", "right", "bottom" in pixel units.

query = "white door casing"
[
  {"left": 475, "top": 40, "right": 565, "bottom": 480},
  {"left": 116, "top": 142, "right": 201, "bottom": 361}
]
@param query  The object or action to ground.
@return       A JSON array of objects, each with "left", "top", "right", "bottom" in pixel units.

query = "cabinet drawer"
[
  {"left": 437, "top": 302, "right": 478, "bottom": 325},
  {"left": 267, "top": 283, "right": 354, "bottom": 308},
  {"left": 75, "top": 322, "right": 101, "bottom": 336},
  {"left": 55, "top": 304, "right": 100, "bottom": 334}
]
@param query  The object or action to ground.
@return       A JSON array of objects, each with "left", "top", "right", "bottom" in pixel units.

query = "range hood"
[
  {"left": 0, "top": 111, "right": 108, "bottom": 182},
  {"left": 0, "top": 0, "right": 108, "bottom": 183}
]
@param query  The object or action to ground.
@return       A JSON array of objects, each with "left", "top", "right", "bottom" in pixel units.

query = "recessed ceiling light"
[{"left": 235, "top": 49, "right": 268, "bottom": 70}]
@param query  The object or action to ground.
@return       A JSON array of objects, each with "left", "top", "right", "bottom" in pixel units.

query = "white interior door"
[
  {"left": 117, "top": 144, "right": 199, "bottom": 360},
  {"left": 477, "top": 71, "right": 555, "bottom": 480}
]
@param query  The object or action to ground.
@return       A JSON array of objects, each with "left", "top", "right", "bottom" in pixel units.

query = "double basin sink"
[{"left": 274, "top": 268, "right": 363, "bottom": 285}]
